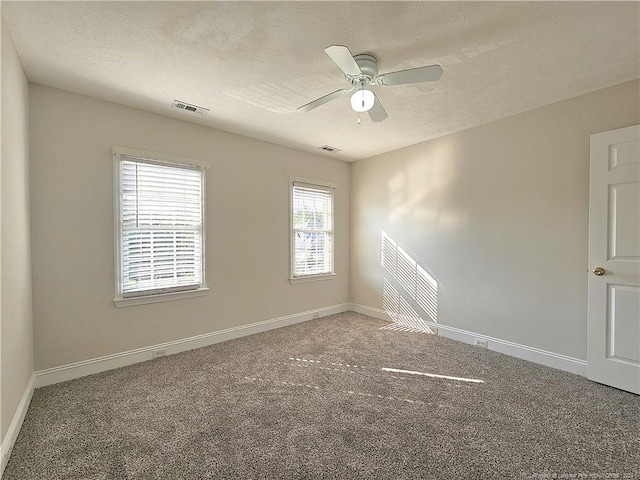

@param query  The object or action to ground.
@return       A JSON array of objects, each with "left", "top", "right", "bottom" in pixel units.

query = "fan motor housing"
[{"left": 348, "top": 54, "right": 378, "bottom": 84}]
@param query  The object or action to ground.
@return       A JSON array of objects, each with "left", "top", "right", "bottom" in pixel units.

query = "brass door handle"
[{"left": 592, "top": 267, "right": 605, "bottom": 276}]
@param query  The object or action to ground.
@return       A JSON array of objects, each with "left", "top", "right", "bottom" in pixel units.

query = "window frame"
[
  {"left": 113, "top": 146, "right": 209, "bottom": 307},
  {"left": 289, "top": 177, "right": 337, "bottom": 284}
]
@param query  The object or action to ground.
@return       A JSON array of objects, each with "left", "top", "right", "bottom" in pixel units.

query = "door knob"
[{"left": 592, "top": 267, "right": 605, "bottom": 276}]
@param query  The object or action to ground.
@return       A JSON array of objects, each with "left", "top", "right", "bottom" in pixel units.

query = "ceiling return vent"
[
  {"left": 172, "top": 100, "right": 209, "bottom": 115},
  {"left": 319, "top": 145, "right": 341, "bottom": 153}
]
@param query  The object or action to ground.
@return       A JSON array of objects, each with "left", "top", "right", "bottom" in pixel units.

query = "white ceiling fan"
[{"left": 298, "top": 45, "right": 443, "bottom": 122}]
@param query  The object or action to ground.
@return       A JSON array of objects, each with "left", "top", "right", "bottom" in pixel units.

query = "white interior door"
[{"left": 588, "top": 124, "right": 640, "bottom": 394}]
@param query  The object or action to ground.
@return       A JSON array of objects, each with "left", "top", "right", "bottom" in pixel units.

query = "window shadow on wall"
[{"left": 381, "top": 231, "right": 439, "bottom": 333}]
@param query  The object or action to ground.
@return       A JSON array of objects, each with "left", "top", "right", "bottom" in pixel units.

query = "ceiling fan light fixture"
[
  {"left": 350, "top": 88, "right": 375, "bottom": 113},
  {"left": 297, "top": 45, "right": 442, "bottom": 122}
]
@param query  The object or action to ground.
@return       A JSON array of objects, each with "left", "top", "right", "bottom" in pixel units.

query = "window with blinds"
[
  {"left": 291, "top": 181, "right": 334, "bottom": 278},
  {"left": 115, "top": 152, "right": 206, "bottom": 300}
]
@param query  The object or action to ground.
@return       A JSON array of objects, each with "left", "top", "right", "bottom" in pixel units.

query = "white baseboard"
[
  {"left": 34, "top": 301, "right": 586, "bottom": 388},
  {"left": 349, "top": 303, "right": 588, "bottom": 377},
  {"left": 35, "top": 303, "right": 350, "bottom": 388},
  {"left": 1, "top": 373, "right": 35, "bottom": 478}
]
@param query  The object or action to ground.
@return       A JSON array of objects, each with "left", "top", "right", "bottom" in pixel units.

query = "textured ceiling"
[{"left": 2, "top": 1, "right": 639, "bottom": 161}]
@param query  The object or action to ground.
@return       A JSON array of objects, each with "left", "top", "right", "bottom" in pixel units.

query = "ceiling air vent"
[
  {"left": 319, "top": 145, "right": 341, "bottom": 153},
  {"left": 172, "top": 100, "right": 209, "bottom": 115}
]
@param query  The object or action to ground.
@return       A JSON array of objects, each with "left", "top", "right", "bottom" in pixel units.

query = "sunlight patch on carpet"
[
  {"left": 289, "top": 357, "right": 367, "bottom": 369},
  {"left": 381, "top": 367, "right": 485, "bottom": 383}
]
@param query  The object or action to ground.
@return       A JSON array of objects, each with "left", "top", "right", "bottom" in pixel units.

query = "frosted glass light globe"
[{"left": 350, "top": 89, "right": 375, "bottom": 113}]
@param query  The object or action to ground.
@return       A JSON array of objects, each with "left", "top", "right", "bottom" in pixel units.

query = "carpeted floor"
[{"left": 4, "top": 312, "right": 639, "bottom": 479}]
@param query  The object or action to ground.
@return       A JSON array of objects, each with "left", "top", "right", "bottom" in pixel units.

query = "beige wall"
[
  {"left": 30, "top": 84, "right": 350, "bottom": 371},
  {"left": 1, "top": 16, "right": 34, "bottom": 441},
  {"left": 350, "top": 80, "right": 639, "bottom": 361}
]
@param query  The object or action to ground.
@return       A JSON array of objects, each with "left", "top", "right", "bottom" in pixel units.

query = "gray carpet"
[{"left": 4, "top": 312, "right": 639, "bottom": 479}]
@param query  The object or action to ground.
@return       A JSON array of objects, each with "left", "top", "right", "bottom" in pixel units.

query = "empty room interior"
[{"left": 1, "top": 1, "right": 639, "bottom": 478}]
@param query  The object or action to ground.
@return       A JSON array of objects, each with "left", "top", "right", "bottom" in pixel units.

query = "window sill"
[
  {"left": 114, "top": 287, "right": 209, "bottom": 308},
  {"left": 289, "top": 273, "right": 336, "bottom": 285}
]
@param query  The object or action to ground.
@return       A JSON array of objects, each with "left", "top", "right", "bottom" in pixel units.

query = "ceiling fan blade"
[
  {"left": 297, "top": 89, "right": 349, "bottom": 112},
  {"left": 376, "top": 65, "right": 443, "bottom": 86},
  {"left": 324, "top": 45, "right": 362, "bottom": 76},
  {"left": 368, "top": 93, "right": 388, "bottom": 123}
]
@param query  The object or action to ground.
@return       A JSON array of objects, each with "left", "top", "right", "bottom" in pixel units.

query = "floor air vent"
[{"left": 172, "top": 100, "right": 209, "bottom": 115}]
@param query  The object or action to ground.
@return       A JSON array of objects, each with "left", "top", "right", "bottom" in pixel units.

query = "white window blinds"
[
  {"left": 118, "top": 156, "right": 205, "bottom": 298},
  {"left": 291, "top": 181, "right": 334, "bottom": 277}
]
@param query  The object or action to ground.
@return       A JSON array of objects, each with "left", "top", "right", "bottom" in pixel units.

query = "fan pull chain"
[{"left": 357, "top": 113, "right": 361, "bottom": 125}]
